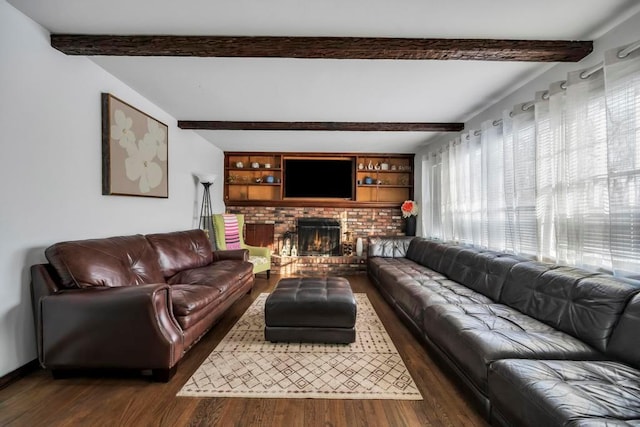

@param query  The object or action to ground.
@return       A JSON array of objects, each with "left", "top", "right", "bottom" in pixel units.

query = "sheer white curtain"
[
  {"left": 534, "top": 89, "right": 555, "bottom": 261},
  {"left": 422, "top": 153, "right": 440, "bottom": 238},
  {"left": 481, "top": 119, "right": 506, "bottom": 250},
  {"left": 535, "top": 68, "right": 610, "bottom": 270},
  {"left": 440, "top": 140, "right": 454, "bottom": 240},
  {"left": 424, "top": 41, "right": 640, "bottom": 278},
  {"left": 505, "top": 103, "right": 538, "bottom": 256},
  {"left": 546, "top": 81, "right": 568, "bottom": 262},
  {"left": 559, "top": 67, "right": 609, "bottom": 270},
  {"left": 430, "top": 134, "right": 483, "bottom": 244},
  {"left": 606, "top": 43, "right": 640, "bottom": 278}
]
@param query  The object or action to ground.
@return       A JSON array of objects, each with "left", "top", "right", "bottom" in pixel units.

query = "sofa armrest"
[
  {"left": 368, "top": 235, "right": 415, "bottom": 258},
  {"left": 38, "top": 283, "right": 184, "bottom": 370},
  {"left": 213, "top": 249, "right": 249, "bottom": 262}
]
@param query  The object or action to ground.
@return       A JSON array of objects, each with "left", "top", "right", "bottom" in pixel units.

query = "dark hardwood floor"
[{"left": 0, "top": 275, "right": 488, "bottom": 427}]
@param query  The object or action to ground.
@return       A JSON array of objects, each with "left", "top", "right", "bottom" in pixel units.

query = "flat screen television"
[{"left": 284, "top": 158, "right": 354, "bottom": 199}]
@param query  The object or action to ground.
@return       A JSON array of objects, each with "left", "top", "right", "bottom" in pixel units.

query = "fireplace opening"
[{"left": 297, "top": 218, "right": 341, "bottom": 256}]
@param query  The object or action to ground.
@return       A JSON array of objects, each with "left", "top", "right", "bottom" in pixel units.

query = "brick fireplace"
[{"left": 226, "top": 206, "right": 406, "bottom": 275}]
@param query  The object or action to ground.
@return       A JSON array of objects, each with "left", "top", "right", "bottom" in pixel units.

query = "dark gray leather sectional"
[{"left": 367, "top": 236, "right": 640, "bottom": 426}]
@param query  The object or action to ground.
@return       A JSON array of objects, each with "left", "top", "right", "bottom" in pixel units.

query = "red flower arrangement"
[{"left": 401, "top": 200, "right": 419, "bottom": 218}]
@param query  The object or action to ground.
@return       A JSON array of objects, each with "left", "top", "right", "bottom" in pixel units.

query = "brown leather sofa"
[
  {"left": 31, "top": 229, "right": 254, "bottom": 381},
  {"left": 368, "top": 236, "right": 640, "bottom": 426}
]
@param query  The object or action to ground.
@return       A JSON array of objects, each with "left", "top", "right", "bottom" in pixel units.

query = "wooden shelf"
[
  {"left": 224, "top": 151, "right": 414, "bottom": 206},
  {"left": 357, "top": 170, "right": 411, "bottom": 174},
  {"left": 358, "top": 184, "right": 412, "bottom": 188},
  {"left": 227, "top": 167, "right": 281, "bottom": 172},
  {"left": 228, "top": 183, "right": 281, "bottom": 186}
]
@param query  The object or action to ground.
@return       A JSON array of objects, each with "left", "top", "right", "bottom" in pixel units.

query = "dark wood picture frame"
[{"left": 101, "top": 93, "right": 169, "bottom": 198}]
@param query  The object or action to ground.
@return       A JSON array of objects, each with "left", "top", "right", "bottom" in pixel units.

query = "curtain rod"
[
  {"left": 576, "top": 42, "right": 639, "bottom": 79},
  {"left": 433, "top": 40, "right": 639, "bottom": 154},
  {"left": 465, "top": 130, "right": 482, "bottom": 139},
  {"left": 580, "top": 61, "right": 603, "bottom": 79},
  {"left": 619, "top": 40, "right": 640, "bottom": 58}
]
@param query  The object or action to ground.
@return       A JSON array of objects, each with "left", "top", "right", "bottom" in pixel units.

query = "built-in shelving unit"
[
  {"left": 224, "top": 152, "right": 414, "bottom": 208},
  {"left": 355, "top": 155, "right": 413, "bottom": 204}
]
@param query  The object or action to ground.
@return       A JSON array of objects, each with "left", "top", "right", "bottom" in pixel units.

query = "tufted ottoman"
[{"left": 264, "top": 277, "right": 357, "bottom": 344}]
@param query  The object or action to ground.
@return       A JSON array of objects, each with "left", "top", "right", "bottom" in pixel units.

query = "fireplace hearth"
[{"left": 297, "top": 218, "right": 341, "bottom": 256}]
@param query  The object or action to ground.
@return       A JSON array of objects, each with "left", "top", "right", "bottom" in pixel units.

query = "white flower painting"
[
  {"left": 125, "top": 136, "right": 163, "bottom": 193},
  {"left": 102, "top": 94, "right": 168, "bottom": 197},
  {"left": 110, "top": 109, "right": 136, "bottom": 155}
]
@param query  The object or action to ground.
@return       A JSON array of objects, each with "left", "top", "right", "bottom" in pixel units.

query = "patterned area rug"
[{"left": 177, "top": 293, "right": 422, "bottom": 400}]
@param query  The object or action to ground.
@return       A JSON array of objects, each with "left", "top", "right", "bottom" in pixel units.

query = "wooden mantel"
[{"left": 50, "top": 35, "right": 593, "bottom": 62}]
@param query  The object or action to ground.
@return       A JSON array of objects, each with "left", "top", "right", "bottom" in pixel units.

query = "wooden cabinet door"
[{"left": 245, "top": 223, "right": 275, "bottom": 250}]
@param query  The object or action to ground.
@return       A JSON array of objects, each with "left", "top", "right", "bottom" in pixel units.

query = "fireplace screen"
[{"left": 297, "top": 218, "right": 341, "bottom": 256}]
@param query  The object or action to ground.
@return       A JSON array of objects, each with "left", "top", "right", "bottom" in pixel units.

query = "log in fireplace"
[{"left": 297, "top": 218, "right": 341, "bottom": 256}]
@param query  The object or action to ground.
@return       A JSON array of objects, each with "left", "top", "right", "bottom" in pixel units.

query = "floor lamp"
[{"left": 196, "top": 173, "right": 217, "bottom": 247}]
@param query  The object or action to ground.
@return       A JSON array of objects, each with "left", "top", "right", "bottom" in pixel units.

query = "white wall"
[{"left": 0, "top": 1, "right": 225, "bottom": 377}]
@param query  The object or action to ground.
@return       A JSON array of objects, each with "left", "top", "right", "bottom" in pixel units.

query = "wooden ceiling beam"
[
  {"left": 51, "top": 35, "right": 592, "bottom": 62},
  {"left": 177, "top": 121, "right": 464, "bottom": 132}
]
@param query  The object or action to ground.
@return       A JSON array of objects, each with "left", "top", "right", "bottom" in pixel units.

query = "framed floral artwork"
[{"left": 101, "top": 93, "right": 168, "bottom": 197}]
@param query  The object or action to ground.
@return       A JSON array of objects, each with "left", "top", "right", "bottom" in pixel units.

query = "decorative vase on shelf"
[
  {"left": 355, "top": 237, "right": 364, "bottom": 257},
  {"left": 405, "top": 216, "right": 417, "bottom": 236}
]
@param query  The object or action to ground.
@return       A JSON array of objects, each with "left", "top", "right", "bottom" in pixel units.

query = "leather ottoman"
[{"left": 264, "top": 277, "right": 357, "bottom": 344}]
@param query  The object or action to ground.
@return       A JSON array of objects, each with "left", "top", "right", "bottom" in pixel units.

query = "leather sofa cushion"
[
  {"left": 146, "top": 229, "right": 213, "bottom": 278},
  {"left": 394, "top": 278, "right": 494, "bottom": 326},
  {"left": 167, "top": 260, "right": 253, "bottom": 288},
  {"left": 608, "top": 293, "right": 640, "bottom": 370},
  {"left": 439, "top": 247, "right": 527, "bottom": 301},
  {"left": 423, "top": 302, "right": 601, "bottom": 394},
  {"left": 169, "top": 261, "right": 253, "bottom": 330},
  {"left": 373, "top": 257, "right": 446, "bottom": 282},
  {"left": 368, "top": 256, "right": 440, "bottom": 281},
  {"left": 45, "top": 234, "right": 164, "bottom": 288},
  {"left": 501, "top": 261, "right": 640, "bottom": 353},
  {"left": 170, "top": 284, "right": 225, "bottom": 330},
  {"left": 406, "top": 238, "right": 454, "bottom": 271},
  {"left": 371, "top": 256, "right": 494, "bottom": 327},
  {"left": 489, "top": 359, "right": 640, "bottom": 427}
]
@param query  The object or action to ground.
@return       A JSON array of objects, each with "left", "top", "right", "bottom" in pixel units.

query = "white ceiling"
[{"left": 8, "top": 0, "right": 640, "bottom": 153}]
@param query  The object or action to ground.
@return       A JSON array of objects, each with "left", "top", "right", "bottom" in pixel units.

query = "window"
[{"left": 424, "top": 42, "right": 640, "bottom": 278}]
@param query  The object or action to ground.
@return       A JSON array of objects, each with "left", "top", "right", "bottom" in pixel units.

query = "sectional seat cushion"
[
  {"left": 424, "top": 302, "right": 601, "bottom": 394},
  {"left": 392, "top": 277, "right": 494, "bottom": 326},
  {"left": 370, "top": 256, "right": 494, "bottom": 325},
  {"left": 489, "top": 359, "right": 640, "bottom": 427},
  {"left": 45, "top": 234, "right": 165, "bottom": 288},
  {"left": 368, "top": 256, "right": 441, "bottom": 281}
]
